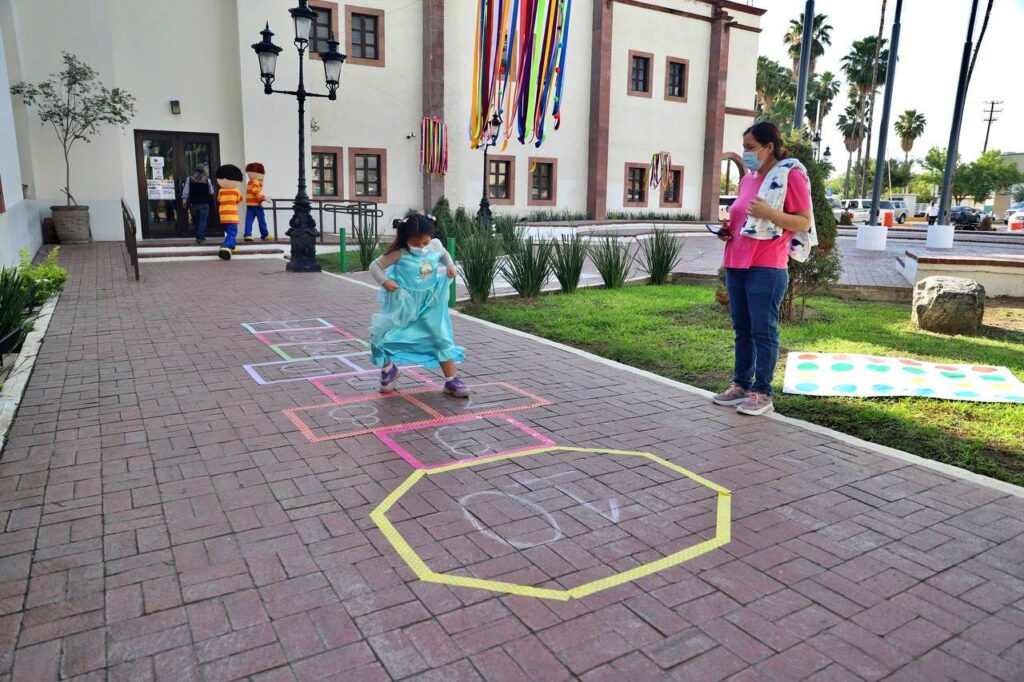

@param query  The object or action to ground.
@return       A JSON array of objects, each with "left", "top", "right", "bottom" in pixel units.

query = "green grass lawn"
[
  {"left": 464, "top": 285, "right": 1024, "bottom": 486},
  {"left": 316, "top": 249, "right": 380, "bottom": 274}
]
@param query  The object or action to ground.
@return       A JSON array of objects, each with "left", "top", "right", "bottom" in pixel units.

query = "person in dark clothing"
[{"left": 183, "top": 163, "right": 216, "bottom": 244}]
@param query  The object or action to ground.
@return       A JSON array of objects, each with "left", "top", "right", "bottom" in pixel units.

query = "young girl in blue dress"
[{"left": 369, "top": 214, "right": 469, "bottom": 397}]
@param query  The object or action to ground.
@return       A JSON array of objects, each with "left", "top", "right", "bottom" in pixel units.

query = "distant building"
[
  {"left": 1, "top": 0, "right": 762, "bottom": 262},
  {"left": 992, "top": 152, "right": 1024, "bottom": 219}
]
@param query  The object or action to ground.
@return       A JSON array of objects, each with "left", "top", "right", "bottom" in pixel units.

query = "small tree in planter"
[{"left": 11, "top": 52, "right": 135, "bottom": 243}]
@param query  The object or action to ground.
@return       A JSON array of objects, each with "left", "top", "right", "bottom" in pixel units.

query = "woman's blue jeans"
[{"left": 726, "top": 267, "right": 789, "bottom": 396}]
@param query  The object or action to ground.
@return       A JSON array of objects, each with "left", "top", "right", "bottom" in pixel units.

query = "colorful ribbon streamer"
[
  {"left": 420, "top": 118, "right": 448, "bottom": 176},
  {"left": 471, "top": 0, "right": 572, "bottom": 150},
  {"left": 649, "top": 152, "right": 672, "bottom": 190}
]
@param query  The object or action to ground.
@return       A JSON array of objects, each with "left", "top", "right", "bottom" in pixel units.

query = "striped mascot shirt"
[
  {"left": 217, "top": 188, "right": 243, "bottom": 224},
  {"left": 246, "top": 179, "right": 266, "bottom": 206}
]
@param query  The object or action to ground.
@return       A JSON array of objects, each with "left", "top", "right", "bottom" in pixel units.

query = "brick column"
[
  {"left": 700, "top": 6, "right": 731, "bottom": 222},
  {"left": 422, "top": 0, "right": 445, "bottom": 212},
  {"left": 586, "top": 1, "right": 613, "bottom": 220}
]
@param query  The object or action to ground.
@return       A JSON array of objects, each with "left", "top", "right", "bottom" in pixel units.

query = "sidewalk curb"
[
  {"left": 0, "top": 294, "right": 59, "bottom": 453},
  {"left": 323, "top": 272, "right": 1024, "bottom": 499}
]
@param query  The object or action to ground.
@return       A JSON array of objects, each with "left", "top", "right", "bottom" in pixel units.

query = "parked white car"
[
  {"left": 838, "top": 199, "right": 870, "bottom": 224},
  {"left": 887, "top": 200, "right": 909, "bottom": 224}
]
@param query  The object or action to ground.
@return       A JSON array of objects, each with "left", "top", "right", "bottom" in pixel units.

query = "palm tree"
[
  {"left": 837, "top": 105, "right": 862, "bottom": 200},
  {"left": 755, "top": 56, "right": 792, "bottom": 112},
  {"left": 805, "top": 71, "right": 842, "bottom": 133},
  {"left": 894, "top": 110, "right": 926, "bottom": 165},
  {"left": 841, "top": 36, "right": 888, "bottom": 196},
  {"left": 783, "top": 12, "right": 834, "bottom": 82}
]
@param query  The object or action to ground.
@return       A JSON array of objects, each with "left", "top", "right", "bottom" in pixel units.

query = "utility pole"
[
  {"left": 938, "top": 0, "right": 981, "bottom": 225},
  {"left": 869, "top": 0, "right": 903, "bottom": 226},
  {"left": 982, "top": 100, "right": 1002, "bottom": 153}
]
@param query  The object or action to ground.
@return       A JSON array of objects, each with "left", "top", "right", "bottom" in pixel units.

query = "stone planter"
[
  {"left": 855, "top": 224, "right": 888, "bottom": 251},
  {"left": 926, "top": 223, "right": 955, "bottom": 249},
  {"left": 50, "top": 205, "right": 92, "bottom": 244}
]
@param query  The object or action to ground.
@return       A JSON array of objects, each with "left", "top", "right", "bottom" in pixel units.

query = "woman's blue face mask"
[{"left": 743, "top": 148, "right": 763, "bottom": 171}]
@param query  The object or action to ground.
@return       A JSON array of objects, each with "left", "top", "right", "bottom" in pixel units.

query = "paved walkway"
[{"left": 2, "top": 244, "right": 1023, "bottom": 681}]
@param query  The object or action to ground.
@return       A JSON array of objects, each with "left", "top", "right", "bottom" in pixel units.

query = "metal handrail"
[
  {"left": 121, "top": 200, "right": 140, "bottom": 281},
  {"left": 266, "top": 198, "right": 383, "bottom": 243}
]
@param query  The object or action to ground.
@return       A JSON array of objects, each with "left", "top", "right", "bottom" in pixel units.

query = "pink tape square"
[{"left": 375, "top": 414, "right": 556, "bottom": 470}]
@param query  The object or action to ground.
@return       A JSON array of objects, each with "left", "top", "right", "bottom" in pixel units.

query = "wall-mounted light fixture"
[{"left": 170, "top": 100, "right": 181, "bottom": 115}]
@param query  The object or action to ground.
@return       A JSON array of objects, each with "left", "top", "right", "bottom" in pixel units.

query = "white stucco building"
[{"left": 0, "top": 0, "right": 762, "bottom": 263}]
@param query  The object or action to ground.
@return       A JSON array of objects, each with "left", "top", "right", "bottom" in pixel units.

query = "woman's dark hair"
[
  {"left": 215, "top": 164, "right": 244, "bottom": 182},
  {"left": 387, "top": 213, "right": 437, "bottom": 254},
  {"left": 744, "top": 121, "right": 789, "bottom": 160}
]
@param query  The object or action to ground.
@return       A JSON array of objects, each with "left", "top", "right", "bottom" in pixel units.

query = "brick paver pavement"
[{"left": 2, "top": 244, "right": 1022, "bottom": 681}]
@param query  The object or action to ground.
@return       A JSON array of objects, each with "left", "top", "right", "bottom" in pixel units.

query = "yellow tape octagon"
[{"left": 369, "top": 446, "right": 732, "bottom": 601}]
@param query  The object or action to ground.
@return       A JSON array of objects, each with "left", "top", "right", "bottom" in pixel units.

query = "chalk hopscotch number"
[
  {"left": 459, "top": 491, "right": 563, "bottom": 550},
  {"left": 458, "top": 471, "right": 620, "bottom": 549},
  {"left": 521, "top": 471, "right": 621, "bottom": 524},
  {"left": 326, "top": 404, "right": 380, "bottom": 429},
  {"left": 433, "top": 424, "right": 498, "bottom": 459}
]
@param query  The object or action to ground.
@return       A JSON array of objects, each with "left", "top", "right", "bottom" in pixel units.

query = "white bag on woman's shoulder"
[{"left": 739, "top": 158, "right": 818, "bottom": 263}]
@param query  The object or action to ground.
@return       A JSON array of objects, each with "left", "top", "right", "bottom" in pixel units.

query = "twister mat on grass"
[{"left": 783, "top": 353, "right": 1024, "bottom": 403}]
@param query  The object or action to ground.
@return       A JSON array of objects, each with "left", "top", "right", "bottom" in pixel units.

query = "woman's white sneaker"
[
  {"left": 712, "top": 383, "right": 748, "bottom": 406},
  {"left": 736, "top": 392, "right": 774, "bottom": 416}
]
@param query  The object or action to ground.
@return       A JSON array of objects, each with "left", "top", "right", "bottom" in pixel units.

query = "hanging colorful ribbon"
[
  {"left": 649, "top": 152, "right": 672, "bottom": 190},
  {"left": 420, "top": 118, "right": 448, "bottom": 176},
  {"left": 471, "top": 0, "right": 572, "bottom": 150}
]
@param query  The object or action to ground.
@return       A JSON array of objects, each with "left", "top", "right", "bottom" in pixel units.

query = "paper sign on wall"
[
  {"left": 147, "top": 179, "right": 175, "bottom": 200},
  {"left": 150, "top": 156, "right": 164, "bottom": 169},
  {"left": 783, "top": 352, "right": 1024, "bottom": 403}
]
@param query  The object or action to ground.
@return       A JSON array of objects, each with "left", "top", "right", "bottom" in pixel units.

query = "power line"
[{"left": 982, "top": 100, "right": 1003, "bottom": 153}]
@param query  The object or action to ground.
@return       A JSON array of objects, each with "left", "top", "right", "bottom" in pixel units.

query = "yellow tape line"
[{"left": 370, "top": 446, "right": 731, "bottom": 601}]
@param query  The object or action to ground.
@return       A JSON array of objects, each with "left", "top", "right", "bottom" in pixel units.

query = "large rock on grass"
[{"left": 912, "top": 276, "right": 985, "bottom": 335}]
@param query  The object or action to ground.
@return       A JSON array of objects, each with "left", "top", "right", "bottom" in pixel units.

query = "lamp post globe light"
[
  {"left": 823, "top": 145, "right": 832, "bottom": 163},
  {"left": 251, "top": 0, "right": 346, "bottom": 273},
  {"left": 477, "top": 111, "right": 503, "bottom": 225}
]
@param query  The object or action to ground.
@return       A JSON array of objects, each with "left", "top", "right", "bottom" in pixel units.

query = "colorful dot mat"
[{"left": 782, "top": 353, "right": 1024, "bottom": 403}]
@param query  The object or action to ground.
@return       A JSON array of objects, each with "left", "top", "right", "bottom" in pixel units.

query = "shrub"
[
  {"left": 589, "top": 237, "right": 634, "bottom": 289},
  {"left": 638, "top": 228, "right": 683, "bottom": 285},
  {"left": 19, "top": 248, "right": 68, "bottom": 304},
  {"left": 0, "top": 267, "right": 34, "bottom": 348},
  {"left": 501, "top": 235, "right": 553, "bottom": 298},
  {"left": 458, "top": 230, "right": 503, "bottom": 304},
  {"left": 838, "top": 210, "right": 853, "bottom": 226},
  {"left": 606, "top": 211, "right": 700, "bottom": 222},
  {"left": 431, "top": 196, "right": 455, "bottom": 241},
  {"left": 522, "top": 209, "right": 591, "bottom": 223},
  {"left": 551, "top": 235, "right": 587, "bottom": 294},
  {"left": 449, "top": 206, "right": 482, "bottom": 244},
  {"left": 782, "top": 132, "right": 843, "bottom": 322},
  {"left": 492, "top": 215, "right": 520, "bottom": 248},
  {"left": 353, "top": 219, "right": 380, "bottom": 270}
]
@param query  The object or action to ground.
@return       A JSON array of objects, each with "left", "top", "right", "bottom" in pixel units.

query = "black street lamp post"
[
  {"left": 251, "top": 0, "right": 346, "bottom": 273},
  {"left": 477, "top": 112, "right": 503, "bottom": 225}
]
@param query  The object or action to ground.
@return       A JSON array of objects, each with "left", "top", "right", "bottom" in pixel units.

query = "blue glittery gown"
[{"left": 370, "top": 243, "right": 465, "bottom": 369}]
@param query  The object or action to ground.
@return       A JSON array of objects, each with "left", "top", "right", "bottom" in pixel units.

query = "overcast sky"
[{"left": 755, "top": 0, "right": 1023, "bottom": 171}]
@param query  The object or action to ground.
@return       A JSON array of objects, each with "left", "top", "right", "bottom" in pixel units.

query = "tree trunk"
[
  {"left": 844, "top": 151, "right": 854, "bottom": 199},
  {"left": 63, "top": 146, "right": 72, "bottom": 206},
  {"left": 861, "top": 0, "right": 888, "bottom": 199}
]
